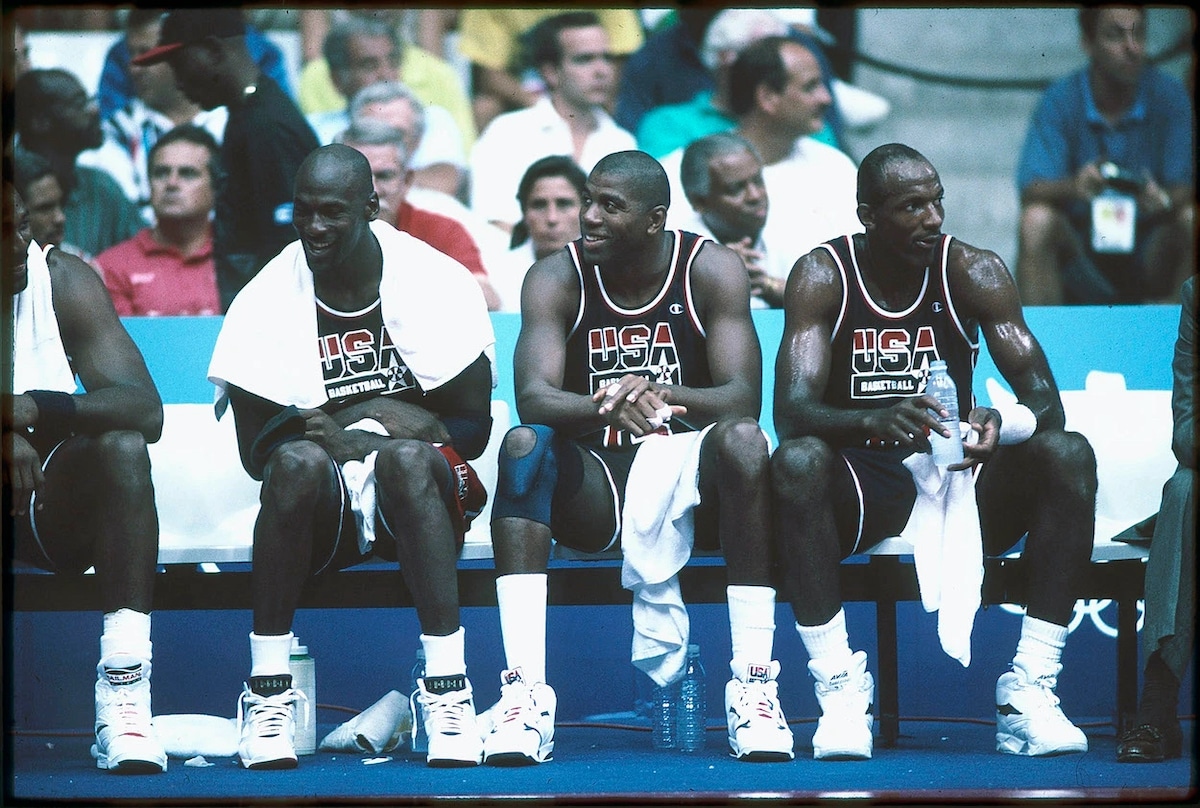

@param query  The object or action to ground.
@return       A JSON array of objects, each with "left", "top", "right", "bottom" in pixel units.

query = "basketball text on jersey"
[
  {"left": 850, "top": 326, "right": 943, "bottom": 401},
  {"left": 586, "top": 322, "right": 682, "bottom": 395}
]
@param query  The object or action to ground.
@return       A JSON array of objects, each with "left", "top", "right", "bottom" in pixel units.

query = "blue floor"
[{"left": 5, "top": 717, "right": 1195, "bottom": 805}]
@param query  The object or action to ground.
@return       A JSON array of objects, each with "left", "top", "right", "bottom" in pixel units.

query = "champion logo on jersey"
[{"left": 669, "top": 303, "right": 684, "bottom": 315}]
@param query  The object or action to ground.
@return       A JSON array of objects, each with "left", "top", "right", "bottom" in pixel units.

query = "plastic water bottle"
[
  {"left": 410, "top": 649, "right": 427, "bottom": 754},
  {"left": 651, "top": 680, "right": 677, "bottom": 750},
  {"left": 288, "top": 637, "right": 317, "bottom": 755},
  {"left": 676, "top": 644, "right": 706, "bottom": 753},
  {"left": 926, "top": 360, "right": 964, "bottom": 467}
]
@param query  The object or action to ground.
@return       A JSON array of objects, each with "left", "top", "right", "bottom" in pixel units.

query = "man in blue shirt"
[{"left": 1015, "top": 7, "right": 1193, "bottom": 305}]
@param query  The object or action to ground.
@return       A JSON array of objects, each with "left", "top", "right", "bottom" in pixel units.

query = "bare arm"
[
  {"left": 512, "top": 252, "right": 605, "bottom": 435},
  {"left": 43, "top": 250, "right": 162, "bottom": 441},
  {"left": 773, "top": 249, "right": 944, "bottom": 450},
  {"left": 949, "top": 241, "right": 1065, "bottom": 432}
]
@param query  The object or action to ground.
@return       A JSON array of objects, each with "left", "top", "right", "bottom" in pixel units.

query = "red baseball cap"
[{"left": 131, "top": 8, "right": 246, "bottom": 66}]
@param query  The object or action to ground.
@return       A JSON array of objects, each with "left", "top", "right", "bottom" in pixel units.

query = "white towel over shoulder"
[
  {"left": 208, "top": 220, "right": 495, "bottom": 415},
  {"left": 13, "top": 241, "right": 76, "bottom": 396},
  {"left": 621, "top": 426, "right": 713, "bottom": 687}
]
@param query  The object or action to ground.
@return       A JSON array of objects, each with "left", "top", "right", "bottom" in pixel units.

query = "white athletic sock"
[
  {"left": 496, "top": 573, "right": 547, "bottom": 683},
  {"left": 727, "top": 584, "right": 776, "bottom": 676},
  {"left": 795, "top": 608, "right": 852, "bottom": 662},
  {"left": 1012, "top": 615, "right": 1068, "bottom": 676},
  {"left": 421, "top": 626, "right": 467, "bottom": 678},
  {"left": 249, "top": 631, "right": 294, "bottom": 677},
  {"left": 99, "top": 608, "right": 152, "bottom": 663}
]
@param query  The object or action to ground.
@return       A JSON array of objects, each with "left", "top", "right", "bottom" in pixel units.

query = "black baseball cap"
[{"left": 131, "top": 8, "right": 246, "bottom": 66}]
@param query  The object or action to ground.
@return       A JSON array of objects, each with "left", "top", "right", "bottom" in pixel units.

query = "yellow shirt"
[
  {"left": 457, "top": 9, "right": 644, "bottom": 71},
  {"left": 297, "top": 45, "right": 477, "bottom": 149}
]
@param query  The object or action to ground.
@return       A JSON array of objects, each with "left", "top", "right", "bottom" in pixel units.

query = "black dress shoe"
[{"left": 1116, "top": 723, "right": 1183, "bottom": 763}]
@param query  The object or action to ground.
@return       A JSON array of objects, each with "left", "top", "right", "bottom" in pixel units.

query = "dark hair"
[
  {"left": 523, "top": 11, "right": 602, "bottom": 71},
  {"left": 12, "top": 144, "right": 56, "bottom": 200},
  {"left": 728, "top": 35, "right": 796, "bottom": 118},
  {"left": 1078, "top": 6, "right": 1144, "bottom": 41},
  {"left": 324, "top": 15, "right": 401, "bottom": 73},
  {"left": 148, "top": 123, "right": 222, "bottom": 183},
  {"left": 510, "top": 155, "right": 587, "bottom": 248},
  {"left": 12, "top": 68, "right": 75, "bottom": 137},
  {"left": 591, "top": 150, "right": 670, "bottom": 212},
  {"left": 857, "top": 143, "right": 929, "bottom": 206}
]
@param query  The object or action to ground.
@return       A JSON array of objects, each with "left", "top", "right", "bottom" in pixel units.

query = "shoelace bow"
[
  {"left": 740, "top": 682, "right": 782, "bottom": 720},
  {"left": 101, "top": 685, "right": 152, "bottom": 736},
  {"left": 422, "top": 689, "right": 472, "bottom": 735},
  {"left": 240, "top": 688, "right": 307, "bottom": 737}
]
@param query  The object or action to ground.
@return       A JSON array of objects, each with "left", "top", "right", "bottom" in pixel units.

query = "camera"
[{"left": 1098, "top": 161, "right": 1143, "bottom": 194}]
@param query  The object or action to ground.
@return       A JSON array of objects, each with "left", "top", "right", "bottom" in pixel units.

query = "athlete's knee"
[
  {"left": 707, "top": 417, "right": 769, "bottom": 478},
  {"left": 263, "top": 440, "right": 332, "bottom": 490},
  {"left": 493, "top": 425, "right": 558, "bottom": 525},
  {"left": 771, "top": 437, "right": 836, "bottom": 498},
  {"left": 374, "top": 439, "right": 439, "bottom": 494},
  {"left": 90, "top": 430, "right": 152, "bottom": 487},
  {"left": 1030, "top": 429, "right": 1097, "bottom": 491}
]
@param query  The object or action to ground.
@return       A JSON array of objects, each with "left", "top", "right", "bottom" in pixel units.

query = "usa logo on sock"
[{"left": 747, "top": 663, "right": 770, "bottom": 682}]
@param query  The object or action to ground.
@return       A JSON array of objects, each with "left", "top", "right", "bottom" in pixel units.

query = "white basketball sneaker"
[
  {"left": 414, "top": 674, "right": 483, "bottom": 767},
  {"left": 236, "top": 674, "right": 304, "bottom": 770},
  {"left": 91, "top": 655, "right": 167, "bottom": 774},
  {"left": 996, "top": 661, "right": 1088, "bottom": 756},
  {"left": 725, "top": 660, "right": 795, "bottom": 762},
  {"left": 482, "top": 667, "right": 557, "bottom": 766},
  {"left": 808, "top": 651, "right": 874, "bottom": 760}
]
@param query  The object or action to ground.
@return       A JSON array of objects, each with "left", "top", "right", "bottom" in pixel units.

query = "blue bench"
[{"left": 11, "top": 308, "right": 1178, "bottom": 743}]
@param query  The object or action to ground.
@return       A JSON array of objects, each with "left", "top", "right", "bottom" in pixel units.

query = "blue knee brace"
[{"left": 492, "top": 425, "right": 558, "bottom": 526}]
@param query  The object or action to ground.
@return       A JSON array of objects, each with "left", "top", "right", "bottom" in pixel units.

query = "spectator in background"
[
  {"left": 80, "top": 8, "right": 228, "bottom": 221},
  {"left": 680, "top": 133, "right": 783, "bottom": 309},
  {"left": 456, "top": 7, "right": 643, "bottom": 133},
  {"left": 493, "top": 155, "right": 587, "bottom": 312},
  {"left": 469, "top": 12, "right": 636, "bottom": 234},
  {"left": 6, "top": 181, "right": 167, "bottom": 775},
  {"left": 1117, "top": 275, "right": 1196, "bottom": 763},
  {"left": 10, "top": 21, "right": 31, "bottom": 85},
  {"left": 133, "top": 8, "right": 319, "bottom": 311},
  {"left": 13, "top": 69, "right": 143, "bottom": 258},
  {"left": 635, "top": 9, "right": 791, "bottom": 159},
  {"left": 296, "top": 8, "right": 476, "bottom": 157},
  {"left": 308, "top": 21, "right": 468, "bottom": 199},
  {"left": 338, "top": 117, "right": 501, "bottom": 311},
  {"left": 12, "top": 145, "right": 95, "bottom": 266},
  {"left": 98, "top": 8, "right": 292, "bottom": 122},
  {"left": 661, "top": 36, "right": 860, "bottom": 279},
  {"left": 1015, "top": 6, "right": 1193, "bottom": 305},
  {"left": 95, "top": 125, "right": 220, "bottom": 317},
  {"left": 613, "top": 8, "right": 719, "bottom": 135}
]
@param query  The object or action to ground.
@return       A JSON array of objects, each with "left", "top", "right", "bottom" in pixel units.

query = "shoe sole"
[
  {"left": 996, "top": 731, "right": 1088, "bottom": 757},
  {"left": 427, "top": 757, "right": 481, "bottom": 768},
  {"left": 814, "top": 748, "right": 872, "bottom": 760},
  {"left": 730, "top": 749, "right": 794, "bottom": 763},
  {"left": 484, "top": 750, "right": 551, "bottom": 766},
  {"left": 91, "top": 744, "right": 167, "bottom": 774},
  {"left": 242, "top": 757, "right": 299, "bottom": 770}
]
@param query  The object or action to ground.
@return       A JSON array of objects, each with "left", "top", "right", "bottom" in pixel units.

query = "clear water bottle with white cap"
[
  {"left": 288, "top": 636, "right": 317, "bottom": 755},
  {"left": 927, "top": 360, "right": 964, "bottom": 467}
]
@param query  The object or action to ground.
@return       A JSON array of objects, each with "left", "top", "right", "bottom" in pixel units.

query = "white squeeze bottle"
[
  {"left": 926, "top": 360, "right": 964, "bottom": 467},
  {"left": 289, "top": 636, "right": 317, "bottom": 755}
]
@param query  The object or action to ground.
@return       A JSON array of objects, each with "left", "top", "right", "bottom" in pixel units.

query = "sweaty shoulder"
[
  {"left": 690, "top": 238, "right": 752, "bottom": 307},
  {"left": 785, "top": 243, "right": 843, "bottom": 318},
  {"left": 944, "top": 238, "right": 1017, "bottom": 318}
]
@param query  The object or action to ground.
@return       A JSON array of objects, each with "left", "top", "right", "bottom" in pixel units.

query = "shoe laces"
[
  {"left": 420, "top": 688, "right": 474, "bottom": 736},
  {"left": 238, "top": 687, "right": 305, "bottom": 739},
  {"left": 1024, "top": 673, "right": 1064, "bottom": 712},
  {"left": 98, "top": 679, "right": 152, "bottom": 737},
  {"left": 495, "top": 683, "right": 536, "bottom": 727},
  {"left": 734, "top": 679, "right": 783, "bottom": 723}
]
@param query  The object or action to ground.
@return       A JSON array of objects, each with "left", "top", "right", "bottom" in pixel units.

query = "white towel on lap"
[
  {"left": 207, "top": 220, "right": 495, "bottom": 415},
  {"left": 898, "top": 424, "right": 982, "bottom": 667},
  {"left": 621, "top": 426, "right": 713, "bottom": 686},
  {"left": 13, "top": 241, "right": 76, "bottom": 395}
]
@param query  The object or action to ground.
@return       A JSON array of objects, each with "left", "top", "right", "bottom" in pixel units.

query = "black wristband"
[{"left": 26, "top": 390, "right": 77, "bottom": 436}]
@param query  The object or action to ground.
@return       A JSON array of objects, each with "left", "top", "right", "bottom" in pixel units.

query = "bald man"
[
  {"left": 207, "top": 144, "right": 496, "bottom": 769},
  {"left": 482, "top": 150, "right": 795, "bottom": 766}
]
